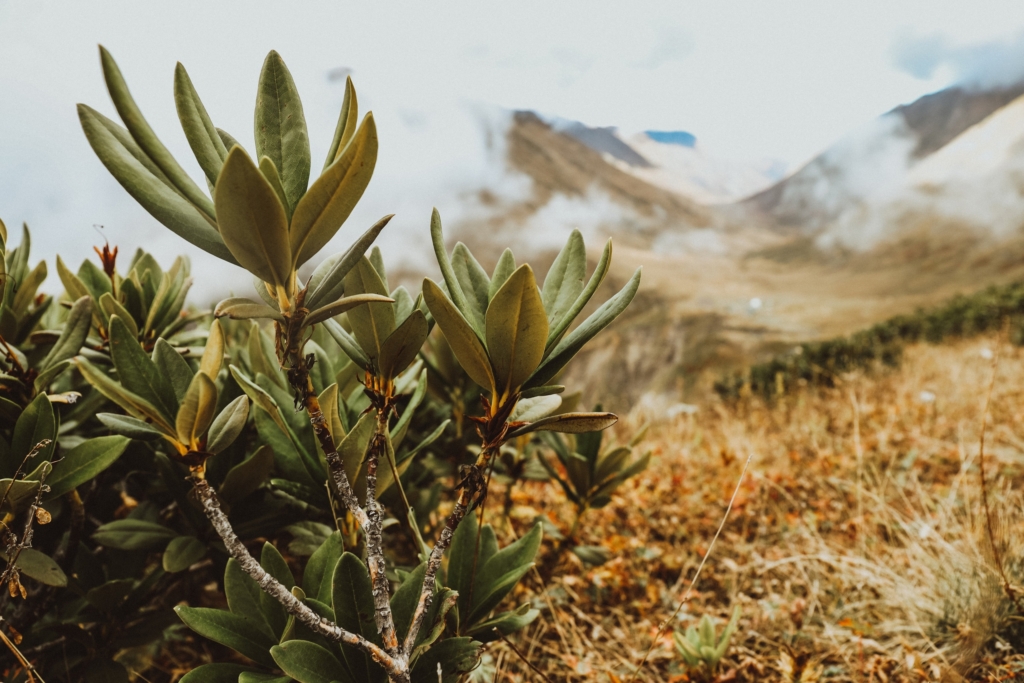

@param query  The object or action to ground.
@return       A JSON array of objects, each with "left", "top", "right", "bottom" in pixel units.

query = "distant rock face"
[
  {"left": 555, "top": 121, "right": 653, "bottom": 167},
  {"left": 891, "top": 83, "right": 1024, "bottom": 158}
]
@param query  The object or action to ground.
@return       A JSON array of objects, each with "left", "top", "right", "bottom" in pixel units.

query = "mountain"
[{"left": 742, "top": 82, "right": 1024, "bottom": 243}]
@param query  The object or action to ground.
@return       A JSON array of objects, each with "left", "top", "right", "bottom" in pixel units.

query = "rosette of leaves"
[
  {"left": 323, "top": 248, "right": 430, "bottom": 388},
  {"left": 445, "top": 513, "right": 542, "bottom": 642},
  {"left": 422, "top": 212, "right": 639, "bottom": 434},
  {"left": 80, "top": 45, "right": 389, "bottom": 323},
  {"left": 674, "top": 607, "right": 741, "bottom": 676},
  {"left": 177, "top": 533, "right": 480, "bottom": 683},
  {"left": 538, "top": 417, "right": 650, "bottom": 563},
  {"left": 0, "top": 221, "right": 51, "bottom": 348},
  {"left": 0, "top": 393, "right": 131, "bottom": 594},
  {"left": 54, "top": 246, "right": 197, "bottom": 348},
  {"left": 0, "top": 222, "right": 95, "bottom": 415},
  {"left": 74, "top": 317, "right": 249, "bottom": 471},
  {"left": 229, "top": 322, "right": 446, "bottom": 509}
]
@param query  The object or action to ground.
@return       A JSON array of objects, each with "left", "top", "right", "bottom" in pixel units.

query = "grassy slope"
[{"left": 478, "top": 336, "right": 1024, "bottom": 681}]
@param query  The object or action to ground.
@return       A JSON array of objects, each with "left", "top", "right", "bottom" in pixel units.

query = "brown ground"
[{"left": 481, "top": 334, "right": 1024, "bottom": 682}]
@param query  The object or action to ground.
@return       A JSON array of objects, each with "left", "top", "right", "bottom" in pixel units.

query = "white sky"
[{"left": 2, "top": 0, "right": 1024, "bottom": 294}]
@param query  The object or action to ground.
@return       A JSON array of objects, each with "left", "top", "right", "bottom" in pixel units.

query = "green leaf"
[
  {"left": 100, "top": 292, "right": 138, "bottom": 338},
  {"left": 153, "top": 339, "right": 195, "bottom": 403},
  {"left": 31, "top": 360, "right": 70, "bottom": 395},
  {"left": 303, "top": 531, "right": 344, "bottom": 604},
  {"left": 304, "top": 214, "right": 392, "bottom": 311},
  {"left": 505, "top": 412, "right": 618, "bottom": 439},
  {"left": 39, "top": 295, "right": 92, "bottom": 372},
  {"left": 9, "top": 548, "right": 67, "bottom": 587},
  {"left": 12, "top": 393, "right": 56, "bottom": 469},
  {"left": 520, "top": 384, "right": 565, "bottom": 399},
  {"left": 179, "top": 663, "right": 254, "bottom": 683},
  {"left": 290, "top": 113, "right": 378, "bottom": 268},
  {"left": 175, "top": 605, "right": 277, "bottom": 667},
  {"left": 542, "top": 229, "right": 587, "bottom": 327},
  {"left": 219, "top": 445, "right": 274, "bottom": 503},
  {"left": 446, "top": 511, "right": 480, "bottom": 621},
  {"left": 304, "top": 293, "right": 395, "bottom": 329},
  {"left": 239, "top": 672, "right": 291, "bottom": 683},
  {"left": 75, "top": 107, "right": 232, "bottom": 264},
  {"left": 571, "top": 545, "right": 612, "bottom": 566},
  {"left": 76, "top": 357, "right": 174, "bottom": 432},
  {"left": 176, "top": 372, "right": 218, "bottom": 448},
  {"left": 95, "top": 413, "right": 166, "bottom": 440},
  {"left": 451, "top": 243, "right": 490, "bottom": 324},
  {"left": 259, "top": 156, "right": 291, "bottom": 220},
  {"left": 390, "top": 562, "right": 427, "bottom": 641},
  {"left": 44, "top": 435, "right": 130, "bottom": 500},
  {"left": 270, "top": 640, "right": 352, "bottom": 683},
  {"left": 180, "top": 664, "right": 254, "bottom": 683},
  {"left": 488, "top": 248, "right": 516, "bottom": 301},
  {"left": 109, "top": 315, "right": 179, "bottom": 422},
  {"left": 261, "top": 543, "right": 293, "bottom": 638},
  {"left": 509, "top": 395, "right": 561, "bottom": 423},
  {"left": 546, "top": 237, "right": 612, "bottom": 349},
  {"left": 206, "top": 395, "right": 250, "bottom": 455},
  {"left": 422, "top": 278, "right": 494, "bottom": 394},
  {"left": 469, "top": 523, "right": 542, "bottom": 623},
  {"left": 467, "top": 603, "right": 539, "bottom": 641},
  {"left": 0, "top": 477, "right": 44, "bottom": 515},
  {"left": 342, "top": 256, "right": 394, "bottom": 361},
  {"left": 214, "top": 147, "right": 292, "bottom": 287},
  {"left": 332, "top": 553, "right": 380, "bottom": 681},
  {"left": 224, "top": 557, "right": 266, "bottom": 626},
  {"left": 174, "top": 62, "right": 228, "bottom": 186},
  {"left": 338, "top": 411, "right": 374, "bottom": 488},
  {"left": 378, "top": 310, "right": 428, "bottom": 380},
  {"left": 163, "top": 535, "right": 207, "bottom": 572},
  {"left": 429, "top": 208, "right": 477, "bottom": 335},
  {"left": 527, "top": 266, "right": 641, "bottom": 388},
  {"left": 214, "top": 296, "right": 285, "bottom": 322},
  {"left": 254, "top": 50, "right": 310, "bottom": 211},
  {"left": 323, "top": 320, "right": 371, "bottom": 370},
  {"left": 485, "top": 265, "right": 548, "bottom": 396},
  {"left": 369, "top": 245, "right": 388, "bottom": 288},
  {"left": 11, "top": 260, "right": 45, "bottom": 317},
  {"left": 98, "top": 46, "right": 216, "bottom": 217},
  {"left": 93, "top": 519, "right": 176, "bottom": 550},
  {"left": 410, "top": 637, "right": 481, "bottom": 683},
  {"left": 324, "top": 76, "right": 358, "bottom": 171}
]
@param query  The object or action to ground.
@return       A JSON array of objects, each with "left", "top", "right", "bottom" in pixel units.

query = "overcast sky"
[{"left": 3, "top": 0, "right": 1024, "bottom": 294}]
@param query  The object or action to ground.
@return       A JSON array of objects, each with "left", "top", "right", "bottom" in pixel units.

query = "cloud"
[
  {"left": 636, "top": 25, "right": 693, "bottom": 69},
  {"left": 891, "top": 28, "right": 1024, "bottom": 89}
]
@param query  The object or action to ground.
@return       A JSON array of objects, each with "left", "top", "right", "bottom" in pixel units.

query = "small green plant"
[
  {"left": 674, "top": 607, "right": 740, "bottom": 678},
  {"left": 537, "top": 413, "right": 650, "bottom": 561}
]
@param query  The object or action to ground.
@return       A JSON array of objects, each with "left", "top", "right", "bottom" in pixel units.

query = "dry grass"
[{"left": 482, "top": 336, "right": 1024, "bottom": 682}]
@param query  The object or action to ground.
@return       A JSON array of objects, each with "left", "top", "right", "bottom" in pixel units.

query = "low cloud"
[{"left": 891, "top": 29, "right": 1024, "bottom": 89}]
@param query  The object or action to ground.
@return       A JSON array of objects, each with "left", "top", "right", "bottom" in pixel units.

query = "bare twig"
[{"left": 494, "top": 628, "right": 554, "bottom": 683}]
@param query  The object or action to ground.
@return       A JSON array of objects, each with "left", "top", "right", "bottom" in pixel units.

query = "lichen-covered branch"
[
  {"left": 365, "top": 412, "right": 400, "bottom": 654},
  {"left": 191, "top": 478, "right": 410, "bottom": 681},
  {"left": 402, "top": 440, "right": 499, "bottom": 655}
]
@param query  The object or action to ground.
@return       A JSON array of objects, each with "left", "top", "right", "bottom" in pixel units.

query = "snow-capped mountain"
[
  {"left": 541, "top": 117, "right": 787, "bottom": 205},
  {"left": 624, "top": 131, "right": 787, "bottom": 204}
]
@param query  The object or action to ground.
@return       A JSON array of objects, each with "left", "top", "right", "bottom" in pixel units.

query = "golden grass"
[{"left": 484, "top": 336, "right": 1024, "bottom": 682}]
